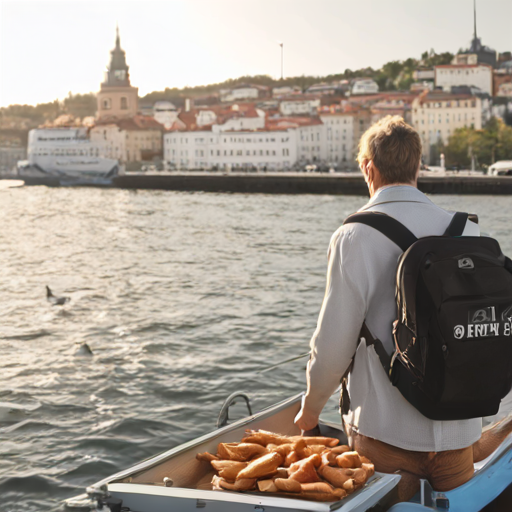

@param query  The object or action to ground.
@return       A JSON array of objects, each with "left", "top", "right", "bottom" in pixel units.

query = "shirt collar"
[{"left": 360, "top": 185, "right": 434, "bottom": 210}]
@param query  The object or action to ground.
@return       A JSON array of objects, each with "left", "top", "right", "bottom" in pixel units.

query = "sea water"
[{"left": 0, "top": 187, "right": 510, "bottom": 511}]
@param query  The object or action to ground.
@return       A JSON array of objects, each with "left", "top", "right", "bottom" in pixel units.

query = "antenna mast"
[{"left": 473, "top": 0, "right": 477, "bottom": 39}]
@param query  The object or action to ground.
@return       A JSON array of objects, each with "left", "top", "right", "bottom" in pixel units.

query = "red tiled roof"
[
  {"left": 95, "top": 115, "right": 164, "bottom": 131},
  {"left": 266, "top": 116, "right": 323, "bottom": 129},
  {"left": 416, "top": 91, "right": 476, "bottom": 104}
]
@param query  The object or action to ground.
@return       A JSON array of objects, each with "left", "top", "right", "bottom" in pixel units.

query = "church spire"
[{"left": 102, "top": 25, "right": 130, "bottom": 87}]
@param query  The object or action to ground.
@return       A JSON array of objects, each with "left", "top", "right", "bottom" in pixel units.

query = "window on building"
[
  {"left": 102, "top": 98, "right": 111, "bottom": 110},
  {"left": 120, "top": 97, "right": 128, "bottom": 110}
]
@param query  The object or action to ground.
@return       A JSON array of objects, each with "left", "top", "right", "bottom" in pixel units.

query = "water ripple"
[{"left": 1, "top": 188, "right": 511, "bottom": 511}]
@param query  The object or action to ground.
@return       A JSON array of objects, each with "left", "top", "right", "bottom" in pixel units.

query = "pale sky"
[{"left": 0, "top": 0, "right": 511, "bottom": 107}]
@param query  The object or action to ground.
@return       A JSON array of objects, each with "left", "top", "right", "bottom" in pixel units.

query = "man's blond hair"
[{"left": 357, "top": 116, "right": 422, "bottom": 184}]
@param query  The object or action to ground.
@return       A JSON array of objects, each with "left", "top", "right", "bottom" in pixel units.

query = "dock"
[
  {"left": 8, "top": 172, "right": 512, "bottom": 195},
  {"left": 112, "top": 172, "right": 512, "bottom": 195}
]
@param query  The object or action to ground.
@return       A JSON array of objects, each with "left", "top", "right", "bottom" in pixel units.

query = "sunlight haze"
[{"left": 0, "top": 0, "right": 511, "bottom": 106}]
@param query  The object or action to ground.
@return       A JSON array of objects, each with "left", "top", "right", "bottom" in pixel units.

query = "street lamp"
[{"left": 277, "top": 41, "right": 284, "bottom": 80}]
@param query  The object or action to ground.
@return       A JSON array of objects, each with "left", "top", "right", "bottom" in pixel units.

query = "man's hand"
[{"left": 294, "top": 402, "right": 319, "bottom": 432}]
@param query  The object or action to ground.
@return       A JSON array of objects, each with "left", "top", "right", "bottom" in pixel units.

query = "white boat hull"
[{"left": 65, "top": 393, "right": 512, "bottom": 512}]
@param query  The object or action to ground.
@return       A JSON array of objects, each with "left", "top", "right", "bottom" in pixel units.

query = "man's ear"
[{"left": 366, "top": 160, "right": 374, "bottom": 181}]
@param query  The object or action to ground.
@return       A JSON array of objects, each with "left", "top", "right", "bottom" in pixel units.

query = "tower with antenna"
[{"left": 466, "top": 0, "right": 497, "bottom": 67}]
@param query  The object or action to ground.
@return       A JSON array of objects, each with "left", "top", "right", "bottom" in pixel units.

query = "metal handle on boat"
[{"left": 217, "top": 392, "right": 252, "bottom": 428}]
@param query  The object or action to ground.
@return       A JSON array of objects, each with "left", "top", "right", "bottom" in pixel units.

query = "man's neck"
[{"left": 370, "top": 182, "right": 417, "bottom": 198}]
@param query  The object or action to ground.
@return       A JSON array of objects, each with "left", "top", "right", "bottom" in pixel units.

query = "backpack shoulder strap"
[
  {"left": 340, "top": 321, "right": 392, "bottom": 415},
  {"left": 339, "top": 211, "right": 412, "bottom": 415},
  {"left": 343, "top": 211, "right": 417, "bottom": 252},
  {"left": 444, "top": 212, "right": 469, "bottom": 236}
]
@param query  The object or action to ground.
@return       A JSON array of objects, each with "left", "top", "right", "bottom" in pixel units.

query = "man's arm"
[{"left": 295, "top": 226, "right": 370, "bottom": 431}]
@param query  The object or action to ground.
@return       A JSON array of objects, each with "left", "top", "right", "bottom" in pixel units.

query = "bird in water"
[
  {"left": 74, "top": 342, "right": 93, "bottom": 356},
  {"left": 46, "top": 286, "right": 70, "bottom": 306}
]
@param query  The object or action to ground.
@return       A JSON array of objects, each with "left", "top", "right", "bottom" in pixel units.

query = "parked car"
[{"left": 488, "top": 161, "right": 512, "bottom": 176}]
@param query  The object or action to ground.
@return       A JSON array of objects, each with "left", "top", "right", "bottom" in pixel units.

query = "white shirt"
[{"left": 304, "top": 185, "right": 482, "bottom": 452}]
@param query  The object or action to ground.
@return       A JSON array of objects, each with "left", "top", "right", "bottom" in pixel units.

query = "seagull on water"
[{"left": 46, "top": 286, "right": 70, "bottom": 306}]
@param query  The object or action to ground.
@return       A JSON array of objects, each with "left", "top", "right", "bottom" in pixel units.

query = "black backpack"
[{"left": 342, "top": 211, "right": 512, "bottom": 421}]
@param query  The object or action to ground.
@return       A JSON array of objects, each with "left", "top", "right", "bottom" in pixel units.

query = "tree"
[
  {"left": 442, "top": 118, "right": 512, "bottom": 169},
  {"left": 63, "top": 93, "right": 97, "bottom": 118},
  {"left": 479, "top": 117, "right": 512, "bottom": 164}
]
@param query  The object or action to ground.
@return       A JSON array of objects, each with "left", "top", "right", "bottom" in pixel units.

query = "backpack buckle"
[{"left": 458, "top": 257, "right": 474, "bottom": 269}]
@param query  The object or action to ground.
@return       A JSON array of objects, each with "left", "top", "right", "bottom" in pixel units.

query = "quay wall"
[{"left": 113, "top": 173, "right": 512, "bottom": 195}]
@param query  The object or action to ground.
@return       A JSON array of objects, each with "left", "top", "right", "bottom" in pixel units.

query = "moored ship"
[{"left": 18, "top": 127, "right": 122, "bottom": 186}]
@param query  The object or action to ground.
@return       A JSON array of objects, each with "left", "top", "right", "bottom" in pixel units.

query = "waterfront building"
[
  {"left": 435, "top": 64, "right": 493, "bottom": 96},
  {"left": 91, "top": 115, "right": 164, "bottom": 163},
  {"left": 318, "top": 110, "right": 355, "bottom": 168},
  {"left": 163, "top": 110, "right": 329, "bottom": 171},
  {"left": 351, "top": 107, "right": 373, "bottom": 156},
  {"left": 278, "top": 95, "right": 321, "bottom": 116},
  {"left": 163, "top": 128, "right": 298, "bottom": 172},
  {"left": 411, "top": 91, "right": 482, "bottom": 164},
  {"left": 97, "top": 27, "right": 139, "bottom": 120},
  {"left": 294, "top": 118, "right": 324, "bottom": 164}
]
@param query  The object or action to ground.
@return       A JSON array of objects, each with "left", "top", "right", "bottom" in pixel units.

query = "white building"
[
  {"left": 90, "top": 115, "right": 164, "bottom": 162},
  {"left": 411, "top": 92, "right": 482, "bottom": 164},
  {"left": 295, "top": 121, "right": 324, "bottom": 163},
  {"left": 319, "top": 112, "right": 355, "bottom": 167},
  {"left": 153, "top": 101, "right": 178, "bottom": 129},
  {"left": 435, "top": 64, "right": 493, "bottom": 96},
  {"left": 306, "top": 81, "right": 348, "bottom": 95},
  {"left": 220, "top": 84, "right": 266, "bottom": 103},
  {"left": 272, "top": 85, "right": 302, "bottom": 97},
  {"left": 164, "top": 129, "right": 298, "bottom": 171},
  {"left": 413, "top": 69, "right": 435, "bottom": 81},
  {"left": 279, "top": 95, "right": 321, "bottom": 116},
  {"left": 351, "top": 79, "right": 379, "bottom": 95},
  {"left": 163, "top": 111, "right": 331, "bottom": 170}
]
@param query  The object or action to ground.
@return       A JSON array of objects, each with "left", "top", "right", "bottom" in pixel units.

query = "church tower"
[{"left": 97, "top": 27, "right": 139, "bottom": 119}]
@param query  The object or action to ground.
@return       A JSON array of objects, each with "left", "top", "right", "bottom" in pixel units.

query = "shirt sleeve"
[{"left": 303, "top": 226, "right": 371, "bottom": 418}]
